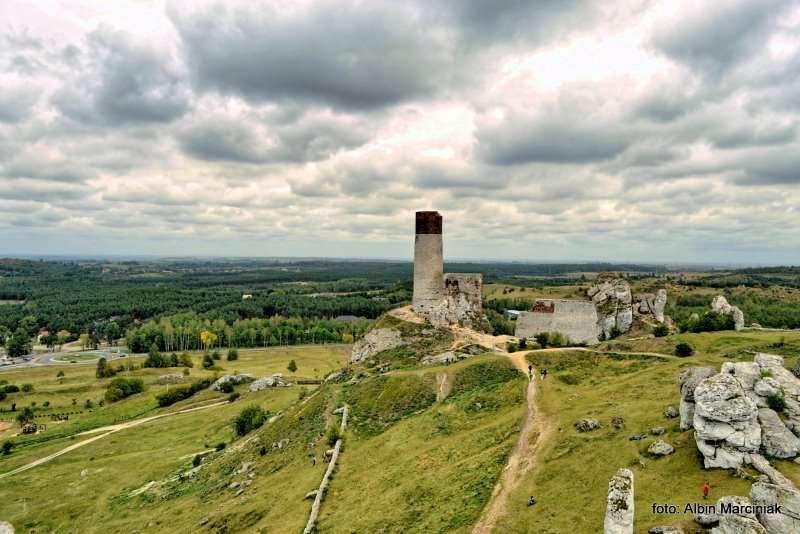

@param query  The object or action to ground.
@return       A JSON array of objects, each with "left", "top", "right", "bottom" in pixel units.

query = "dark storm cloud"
[
  {"left": 52, "top": 29, "right": 190, "bottom": 125},
  {"left": 478, "top": 116, "right": 630, "bottom": 166},
  {"left": 178, "top": 111, "right": 371, "bottom": 164},
  {"left": 651, "top": 0, "right": 789, "bottom": 74},
  {"left": 169, "top": 1, "right": 453, "bottom": 110}
]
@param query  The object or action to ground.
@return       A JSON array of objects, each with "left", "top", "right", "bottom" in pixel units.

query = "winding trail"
[
  {"left": 472, "top": 351, "right": 554, "bottom": 534},
  {"left": 0, "top": 400, "right": 228, "bottom": 479}
]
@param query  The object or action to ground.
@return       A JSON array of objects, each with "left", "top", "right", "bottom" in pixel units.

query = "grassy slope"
[
  {"left": 0, "top": 345, "right": 348, "bottom": 532},
  {"left": 319, "top": 355, "right": 526, "bottom": 533},
  {"left": 496, "top": 334, "right": 800, "bottom": 534}
]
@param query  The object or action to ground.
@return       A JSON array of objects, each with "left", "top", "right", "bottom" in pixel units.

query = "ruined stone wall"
[
  {"left": 515, "top": 299, "right": 600, "bottom": 345},
  {"left": 412, "top": 211, "right": 444, "bottom": 315},
  {"left": 441, "top": 273, "right": 483, "bottom": 327}
]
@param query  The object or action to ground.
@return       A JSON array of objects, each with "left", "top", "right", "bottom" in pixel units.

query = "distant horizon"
[{"left": 1, "top": 253, "right": 793, "bottom": 270}]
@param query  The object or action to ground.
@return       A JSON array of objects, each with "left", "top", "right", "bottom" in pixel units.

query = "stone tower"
[{"left": 413, "top": 211, "right": 444, "bottom": 314}]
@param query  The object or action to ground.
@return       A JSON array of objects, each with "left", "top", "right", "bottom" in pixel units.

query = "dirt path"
[
  {"left": 472, "top": 352, "right": 553, "bottom": 534},
  {"left": 0, "top": 400, "right": 228, "bottom": 479}
]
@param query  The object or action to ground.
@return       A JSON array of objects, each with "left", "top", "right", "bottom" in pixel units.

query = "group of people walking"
[{"left": 527, "top": 364, "right": 546, "bottom": 381}]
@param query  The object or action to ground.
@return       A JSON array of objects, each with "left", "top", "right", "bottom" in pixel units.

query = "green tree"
[
  {"left": 233, "top": 405, "right": 267, "bottom": 436},
  {"left": 56, "top": 370, "right": 65, "bottom": 381},
  {"left": 144, "top": 343, "right": 164, "bottom": 368},
  {"left": 227, "top": 348, "right": 238, "bottom": 361},
  {"left": 16, "top": 407, "right": 34, "bottom": 425},
  {"left": 287, "top": 359, "right": 297, "bottom": 373},
  {"left": 6, "top": 328, "right": 32, "bottom": 358},
  {"left": 104, "top": 321, "right": 121, "bottom": 346},
  {"left": 21, "top": 383, "right": 33, "bottom": 392},
  {"left": 96, "top": 357, "right": 114, "bottom": 379}
]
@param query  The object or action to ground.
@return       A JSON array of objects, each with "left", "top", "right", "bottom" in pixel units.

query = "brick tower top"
[{"left": 415, "top": 211, "right": 442, "bottom": 234}]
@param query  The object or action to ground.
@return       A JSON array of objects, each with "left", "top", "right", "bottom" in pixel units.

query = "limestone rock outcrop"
[
  {"left": 680, "top": 353, "right": 800, "bottom": 469},
  {"left": 711, "top": 295, "right": 745, "bottom": 331},
  {"left": 604, "top": 468, "right": 634, "bottom": 534},
  {"left": 679, "top": 367, "right": 718, "bottom": 430},
  {"left": 249, "top": 374, "right": 290, "bottom": 391},
  {"left": 693, "top": 373, "right": 761, "bottom": 469},
  {"left": 750, "top": 480, "right": 800, "bottom": 533},
  {"left": 350, "top": 328, "right": 403, "bottom": 363},
  {"left": 648, "top": 440, "right": 675, "bottom": 456},
  {"left": 212, "top": 374, "right": 256, "bottom": 391},
  {"left": 710, "top": 495, "right": 766, "bottom": 534},
  {"left": 589, "top": 275, "right": 633, "bottom": 339},
  {"left": 633, "top": 289, "right": 668, "bottom": 323}
]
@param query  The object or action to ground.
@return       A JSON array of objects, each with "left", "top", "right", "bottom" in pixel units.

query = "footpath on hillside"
[
  {"left": 472, "top": 351, "right": 553, "bottom": 533},
  {"left": 0, "top": 400, "right": 228, "bottom": 479}
]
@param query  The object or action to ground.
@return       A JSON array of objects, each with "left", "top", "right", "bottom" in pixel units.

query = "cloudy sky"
[{"left": 1, "top": 0, "right": 799, "bottom": 263}]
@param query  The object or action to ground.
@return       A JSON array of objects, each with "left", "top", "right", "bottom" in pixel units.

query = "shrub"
[
  {"left": 0, "top": 391, "right": 5, "bottom": 401},
  {"left": 534, "top": 332, "right": 549, "bottom": 348},
  {"left": 287, "top": 359, "right": 298, "bottom": 373},
  {"left": 215, "top": 442, "right": 226, "bottom": 451},
  {"left": 518, "top": 338, "right": 528, "bottom": 350},
  {"left": 104, "top": 377, "right": 145, "bottom": 402},
  {"left": 21, "top": 383, "right": 33, "bottom": 393},
  {"left": 548, "top": 332, "right": 566, "bottom": 347},
  {"left": 675, "top": 342, "right": 695, "bottom": 357},
  {"left": 233, "top": 405, "right": 267, "bottom": 436},
  {"left": 85, "top": 399, "right": 93, "bottom": 409},
  {"left": 202, "top": 354, "right": 214, "bottom": 369},
  {"left": 228, "top": 392, "right": 240, "bottom": 402},
  {"left": 2, "top": 441, "right": 13, "bottom": 455},
  {"left": 760, "top": 369, "right": 773, "bottom": 378},
  {"left": 96, "top": 358, "right": 116, "bottom": 378},
  {"left": 179, "top": 352, "right": 194, "bottom": 368},
  {"left": 211, "top": 350, "right": 221, "bottom": 360},
  {"left": 768, "top": 393, "right": 786, "bottom": 412},
  {"left": 608, "top": 326, "right": 622, "bottom": 339},
  {"left": 16, "top": 407, "right": 34, "bottom": 425},
  {"left": 653, "top": 324, "right": 669, "bottom": 337},
  {"left": 4, "top": 385, "right": 19, "bottom": 393},
  {"left": 56, "top": 370, "right": 65, "bottom": 379},
  {"left": 182, "top": 367, "right": 190, "bottom": 376},
  {"left": 220, "top": 381, "right": 234, "bottom": 394},
  {"left": 326, "top": 423, "right": 342, "bottom": 446},
  {"left": 506, "top": 341, "right": 519, "bottom": 353},
  {"left": 155, "top": 378, "right": 212, "bottom": 407},
  {"left": 227, "top": 349, "right": 238, "bottom": 361},
  {"left": 144, "top": 344, "right": 166, "bottom": 368},
  {"left": 192, "top": 454, "right": 202, "bottom": 467},
  {"left": 43, "top": 401, "right": 50, "bottom": 407}
]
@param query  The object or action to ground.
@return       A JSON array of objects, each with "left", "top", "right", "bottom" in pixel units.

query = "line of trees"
[{"left": 125, "top": 313, "right": 371, "bottom": 353}]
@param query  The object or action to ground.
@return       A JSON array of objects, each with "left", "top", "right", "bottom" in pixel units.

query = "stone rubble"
[
  {"left": 249, "top": 374, "right": 290, "bottom": 391},
  {"left": 211, "top": 374, "right": 256, "bottom": 391}
]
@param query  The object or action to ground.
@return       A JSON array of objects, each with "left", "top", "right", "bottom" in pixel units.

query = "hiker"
[
  {"left": 528, "top": 364, "right": 533, "bottom": 380},
  {"left": 527, "top": 496, "right": 536, "bottom": 507},
  {"left": 703, "top": 481, "right": 710, "bottom": 500}
]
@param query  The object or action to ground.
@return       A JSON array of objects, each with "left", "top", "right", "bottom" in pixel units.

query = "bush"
[
  {"left": 768, "top": 393, "right": 786, "bottom": 412},
  {"left": 215, "top": 442, "right": 226, "bottom": 451},
  {"left": 182, "top": 367, "right": 190, "bottom": 376},
  {"left": 506, "top": 341, "right": 519, "bottom": 353},
  {"left": 85, "top": 399, "right": 93, "bottom": 409},
  {"left": 179, "top": 352, "right": 194, "bottom": 368},
  {"left": 228, "top": 392, "right": 240, "bottom": 402},
  {"left": 534, "top": 332, "right": 549, "bottom": 348},
  {"left": 227, "top": 349, "right": 238, "bottom": 361},
  {"left": 16, "top": 407, "right": 34, "bottom": 425},
  {"left": 96, "top": 357, "right": 116, "bottom": 378},
  {"left": 220, "top": 381, "right": 234, "bottom": 393},
  {"left": 104, "top": 377, "right": 145, "bottom": 402},
  {"left": 0, "top": 391, "right": 5, "bottom": 401},
  {"left": 202, "top": 354, "right": 214, "bottom": 369},
  {"left": 144, "top": 344, "right": 166, "bottom": 368},
  {"left": 233, "top": 405, "right": 267, "bottom": 436},
  {"left": 211, "top": 350, "right": 221, "bottom": 361},
  {"left": 4, "top": 385, "right": 19, "bottom": 393},
  {"left": 155, "top": 378, "right": 212, "bottom": 407},
  {"left": 608, "top": 326, "right": 622, "bottom": 339},
  {"left": 2, "top": 441, "right": 13, "bottom": 455},
  {"left": 326, "top": 423, "right": 342, "bottom": 446},
  {"left": 287, "top": 359, "right": 297, "bottom": 373},
  {"left": 653, "top": 324, "right": 669, "bottom": 337},
  {"left": 21, "top": 383, "right": 33, "bottom": 393},
  {"left": 518, "top": 338, "right": 528, "bottom": 350},
  {"left": 675, "top": 342, "right": 695, "bottom": 357},
  {"left": 192, "top": 454, "right": 202, "bottom": 467}
]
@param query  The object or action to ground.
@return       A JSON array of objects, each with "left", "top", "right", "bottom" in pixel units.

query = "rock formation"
[
  {"left": 350, "top": 328, "right": 403, "bottom": 363},
  {"left": 604, "top": 468, "right": 634, "bottom": 534},
  {"left": 648, "top": 440, "right": 675, "bottom": 456},
  {"left": 211, "top": 374, "right": 256, "bottom": 391},
  {"left": 711, "top": 295, "right": 745, "bottom": 331},
  {"left": 589, "top": 275, "right": 633, "bottom": 339},
  {"left": 750, "top": 479, "right": 800, "bottom": 533},
  {"left": 633, "top": 289, "right": 668, "bottom": 323},
  {"left": 249, "top": 374, "right": 290, "bottom": 391},
  {"left": 680, "top": 353, "right": 800, "bottom": 470}
]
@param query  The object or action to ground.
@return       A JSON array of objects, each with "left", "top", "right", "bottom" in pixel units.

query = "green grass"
[{"left": 492, "top": 346, "right": 798, "bottom": 533}]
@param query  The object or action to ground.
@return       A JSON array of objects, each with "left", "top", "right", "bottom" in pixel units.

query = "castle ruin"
[
  {"left": 412, "top": 211, "right": 483, "bottom": 327},
  {"left": 515, "top": 299, "right": 601, "bottom": 345}
]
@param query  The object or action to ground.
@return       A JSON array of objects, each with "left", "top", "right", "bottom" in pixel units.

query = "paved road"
[{"left": 0, "top": 348, "right": 132, "bottom": 370}]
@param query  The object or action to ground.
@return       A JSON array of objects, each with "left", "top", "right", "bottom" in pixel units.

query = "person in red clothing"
[{"left": 703, "top": 481, "right": 710, "bottom": 500}]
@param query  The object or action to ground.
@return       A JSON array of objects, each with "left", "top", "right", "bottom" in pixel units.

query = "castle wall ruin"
[{"left": 515, "top": 299, "right": 600, "bottom": 345}]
